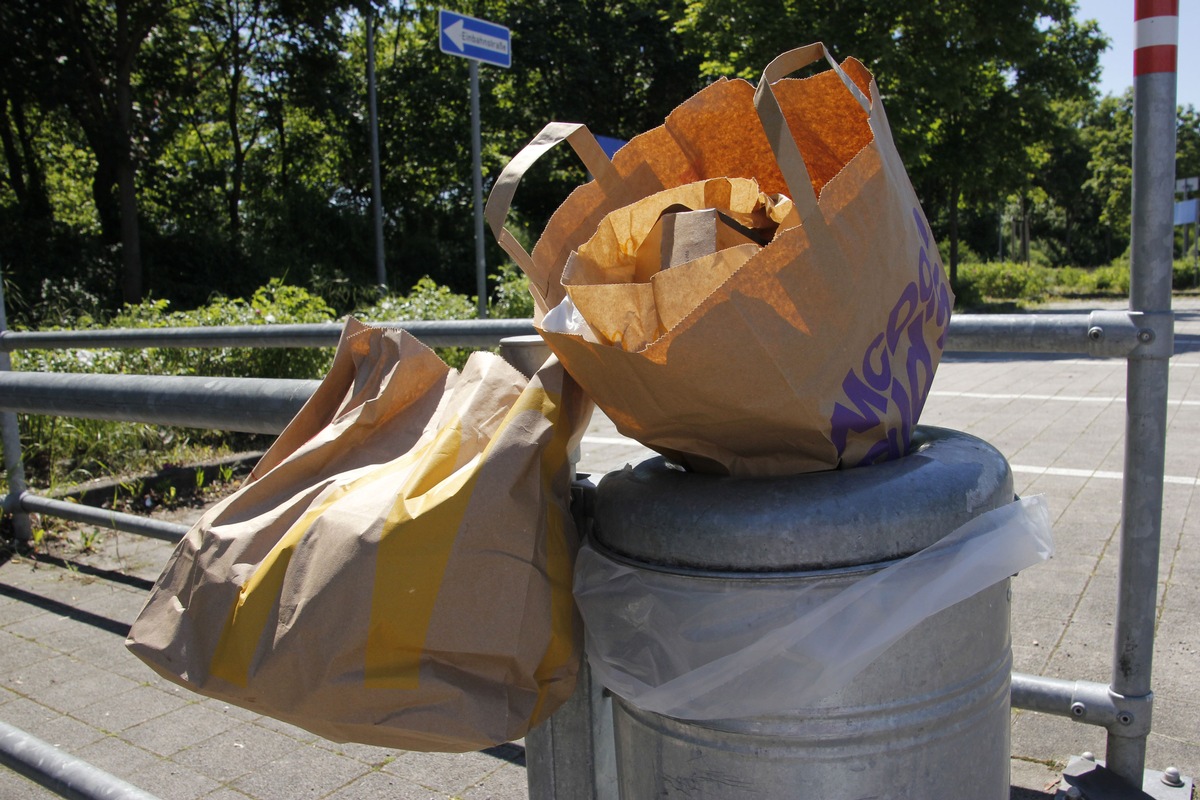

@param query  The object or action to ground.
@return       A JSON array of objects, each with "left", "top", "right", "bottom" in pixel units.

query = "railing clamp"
[{"left": 1087, "top": 310, "right": 1174, "bottom": 359}]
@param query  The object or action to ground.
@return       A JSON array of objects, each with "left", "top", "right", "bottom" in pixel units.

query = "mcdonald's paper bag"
[
  {"left": 487, "top": 44, "right": 953, "bottom": 476},
  {"left": 126, "top": 318, "right": 592, "bottom": 752}
]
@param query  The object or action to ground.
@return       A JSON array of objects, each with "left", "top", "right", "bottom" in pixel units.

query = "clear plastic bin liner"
[{"left": 575, "top": 495, "right": 1053, "bottom": 720}]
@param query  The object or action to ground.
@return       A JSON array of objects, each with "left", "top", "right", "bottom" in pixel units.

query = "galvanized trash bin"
[{"left": 583, "top": 426, "right": 1020, "bottom": 800}]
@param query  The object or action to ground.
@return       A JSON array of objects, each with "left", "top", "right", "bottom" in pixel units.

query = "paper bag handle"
[
  {"left": 485, "top": 122, "right": 622, "bottom": 290},
  {"left": 753, "top": 43, "right": 871, "bottom": 222}
]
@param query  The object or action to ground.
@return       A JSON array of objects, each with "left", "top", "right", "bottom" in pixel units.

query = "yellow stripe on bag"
[
  {"left": 208, "top": 422, "right": 465, "bottom": 688},
  {"left": 364, "top": 428, "right": 481, "bottom": 689},
  {"left": 365, "top": 383, "right": 570, "bottom": 691}
]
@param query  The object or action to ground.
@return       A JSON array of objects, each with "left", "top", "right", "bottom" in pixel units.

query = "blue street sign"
[
  {"left": 595, "top": 135, "right": 627, "bottom": 159},
  {"left": 1175, "top": 198, "right": 1199, "bottom": 227},
  {"left": 438, "top": 10, "right": 511, "bottom": 69}
]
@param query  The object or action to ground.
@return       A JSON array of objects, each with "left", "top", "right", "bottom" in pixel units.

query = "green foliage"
[
  {"left": 1081, "top": 93, "right": 1135, "bottom": 256},
  {"left": 9, "top": 280, "right": 336, "bottom": 490},
  {"left": 354, "top": 276, "right": 477, "bottom": 324},
  {"left": 3, "top": 0, "right": 1198, "bottom": 326},
  {"left": 1175, "top": 259, "right": 1200, "bottom": 291},
  {"left": 353, "top": 276, "right": 478, "bottom": 368},
  {"left": 951, "top": 256, "right": 1200, "bottom": 306},
  {"left": 956, "top": 261, "right": 1051, "bottom": 303},
  {"left": 17, "top": 279, "right": 337, "bottom": 381},
  {"left": 489, "top": 262, "right": 535, "bottom": 319},
  {"left": 14, "top": 414, "right": 176, "bottom": 492},
  {"left": 1051, "top": 266, "right": 1090, "bottom": 292},
  {"left": 1086, "top": 263, "right": 1131, "bottom": 296}
]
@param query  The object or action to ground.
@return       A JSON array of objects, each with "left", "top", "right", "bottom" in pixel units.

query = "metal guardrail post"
[
  {"left": 0, "top": 313, "right": 1175, "bottom": 359},
  {"left": 1010, "top": 673, "right": 1152, "bottom": 737},
  {"left": 0, "top": 719, "right": 163, "bottom": 800},
  {"left": 17, "top": 494, "right": 189, "bottom": 542},
  {"left": 525, "top": 659, "right": 617, "bottom": 800},
  {"left": 0, "top": 319, "right": 537, "bottom": 352},
  {"left": 1106, "top": 0, "right": 1178, "bottom": 787},
  {"left": 0, "top": 266, "right": 32, "bottom": 541},
  {"left": 944, "top": 310, "right": 1166, "bottom": 357},
  {"left": 0, "top": 373, "right": 318, "bottom": 434}
]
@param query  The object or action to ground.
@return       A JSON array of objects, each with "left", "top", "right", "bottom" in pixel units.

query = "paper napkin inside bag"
[{"left": 562, "top": 177, "right": 795, "bottom": 353}]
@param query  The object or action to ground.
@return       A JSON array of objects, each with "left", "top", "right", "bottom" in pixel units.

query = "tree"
[
  {"left": 1178, "top": 105, "right": 1200, "bottom": 193},
  {"left": 357, "top": 1, "right": 699, "bottom": 295},
  {"left": 1081, "top": 91, "right": 1134, "bottom": 261},
  {"left": 0, "top": 2, "right": 71, "bottom": 229},
  {"left": 10, "top": 0, "right": 187, "bottom": 303},
  {"left": 675, "top": 0, "right": 1107, "bottom": 283},
  {"left": 0, "top": 23, "right": 54, "bottom": 227},
  {"left": 191, "top": 0, "right": 272, "bottom": 251},
  {"left": 1028, "top": 100, "right": 1107, "bottom": 266},
  {"left": 4, "top": 0, "right": 1177, "bottom": 323}
]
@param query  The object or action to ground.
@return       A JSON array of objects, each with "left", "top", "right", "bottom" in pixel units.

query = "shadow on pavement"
[{"left": 1011, "top": 789, "right": 1056, "bottom": 800}]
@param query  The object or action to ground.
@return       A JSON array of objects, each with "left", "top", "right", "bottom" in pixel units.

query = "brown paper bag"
[
  {"left": 126, "top": 318, "right": 592, "bottom": 752},
  {"left": 486, "top": 44, "right": 953, "bottom": 476}
]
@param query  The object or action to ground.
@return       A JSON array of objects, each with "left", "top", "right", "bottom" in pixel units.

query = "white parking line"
[
  {"left": 1011, "top": 464, "right": 1199, "bottom": 487},
  {"left": 943, "top": 358, "right": 1199, "bottom": 368},
  {"left": 580, "top": 437, "right": 1200, "bottom": 487},
  {"left": 930, "top": 391, "right": 1200, "bottom": 407}
]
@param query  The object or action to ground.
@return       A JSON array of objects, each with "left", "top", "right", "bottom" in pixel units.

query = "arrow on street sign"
[{"left": 439, "top": 10, "right": 511, "bottom": 69}]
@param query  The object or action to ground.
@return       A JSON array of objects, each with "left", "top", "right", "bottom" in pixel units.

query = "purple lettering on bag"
[
  {"left": 862, "top": 332, "right": 891, "bottom": 392},
  {"left": 905, "top": 314, "right": 935, "bottom": 412},
  {"left": 886, "top": 283, "right": 919, "bottom": 354},
  {"left": 913, "top": 207, "right": 932, "bottom": 249},
  {"left": 855, "top": 436, "right": 894, "bottom": 467},
  {"left": 829, "top": 371, "right": 889, "bottom": 455},
  {"left": 828, "top": 208, "right": 949, "bottom": 466},
  {"left": 917, "top": 248, "right": 934, "bottom": 304}
]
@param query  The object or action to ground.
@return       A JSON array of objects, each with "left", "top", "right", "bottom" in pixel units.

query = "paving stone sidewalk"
[{"left": 2, "top": 297, "right": 1197, "bottom": 799}]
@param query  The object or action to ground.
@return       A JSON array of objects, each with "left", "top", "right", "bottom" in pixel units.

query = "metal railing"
[
  {"left": 0, "top": 720, "right": 161, "bottom": 800},
  {"left": 0, "top": 302, "right": 1177, "bottom": 798}
]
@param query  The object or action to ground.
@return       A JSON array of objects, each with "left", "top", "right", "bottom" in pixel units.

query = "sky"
[{"left": 1074, "top": 0, "right": 1198, "bottom": 109}]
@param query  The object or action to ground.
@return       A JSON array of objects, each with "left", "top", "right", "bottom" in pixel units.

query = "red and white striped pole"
[
  {"left": 1133, "top": 0, "right": 1179, "bottom": 78},
  {"left": 1109, "top": 0, "right": 1178, "bottom": 789}
]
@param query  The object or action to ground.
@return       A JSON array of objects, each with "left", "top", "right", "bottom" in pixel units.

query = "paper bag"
[
  {"left": 126, "top": 318, "right": 592, "bottom": 752},
  {"left": 486, "top": 44, "right": 953, "bottom": 476}
]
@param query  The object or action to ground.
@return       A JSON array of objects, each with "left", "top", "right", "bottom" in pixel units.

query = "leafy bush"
[
  {"left": 352, "top": 276, "right": 478, "bottom": 369},
  {"left": 15, "top": 278, "right": 337, "bottom": 381},
  {"left": 353, "top": 276, "right": 477, "bottom": 323},
  {"left": 1174, "top": 259, "right": 1200, "bottom": 290},
  {"left": 1050, "top": 266, "right": 1089, "bottom": 292},
  {"left": 953, "top": 257, "right": 1200, "bottom": 303},
  {"left": 1087, "top": 263, "right": 1131, "bottom": 295},
  {"left": 489, "top": 262, "right": 535, "bottom": 319},
  {"left": 9, "top": 280, "right": 337, "bottom": 490},
  {"left": 957, "top": 261, "right": 1051, "bottom": 303}
]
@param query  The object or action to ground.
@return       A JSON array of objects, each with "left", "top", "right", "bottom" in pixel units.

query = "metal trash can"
[{"left": 588, "top": 426, "right": 1016, "bottom": 800}]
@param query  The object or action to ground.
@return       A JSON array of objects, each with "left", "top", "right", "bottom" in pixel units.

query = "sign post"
[
  {"left": 367, "top": 8, "right": 386, "bottom": 291},
  {"left": 1109, "top": 0, "right": 1178, "bottom": 790},
  {"left": 439, "top": 10, "right": 511, "bottom": 318}
]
